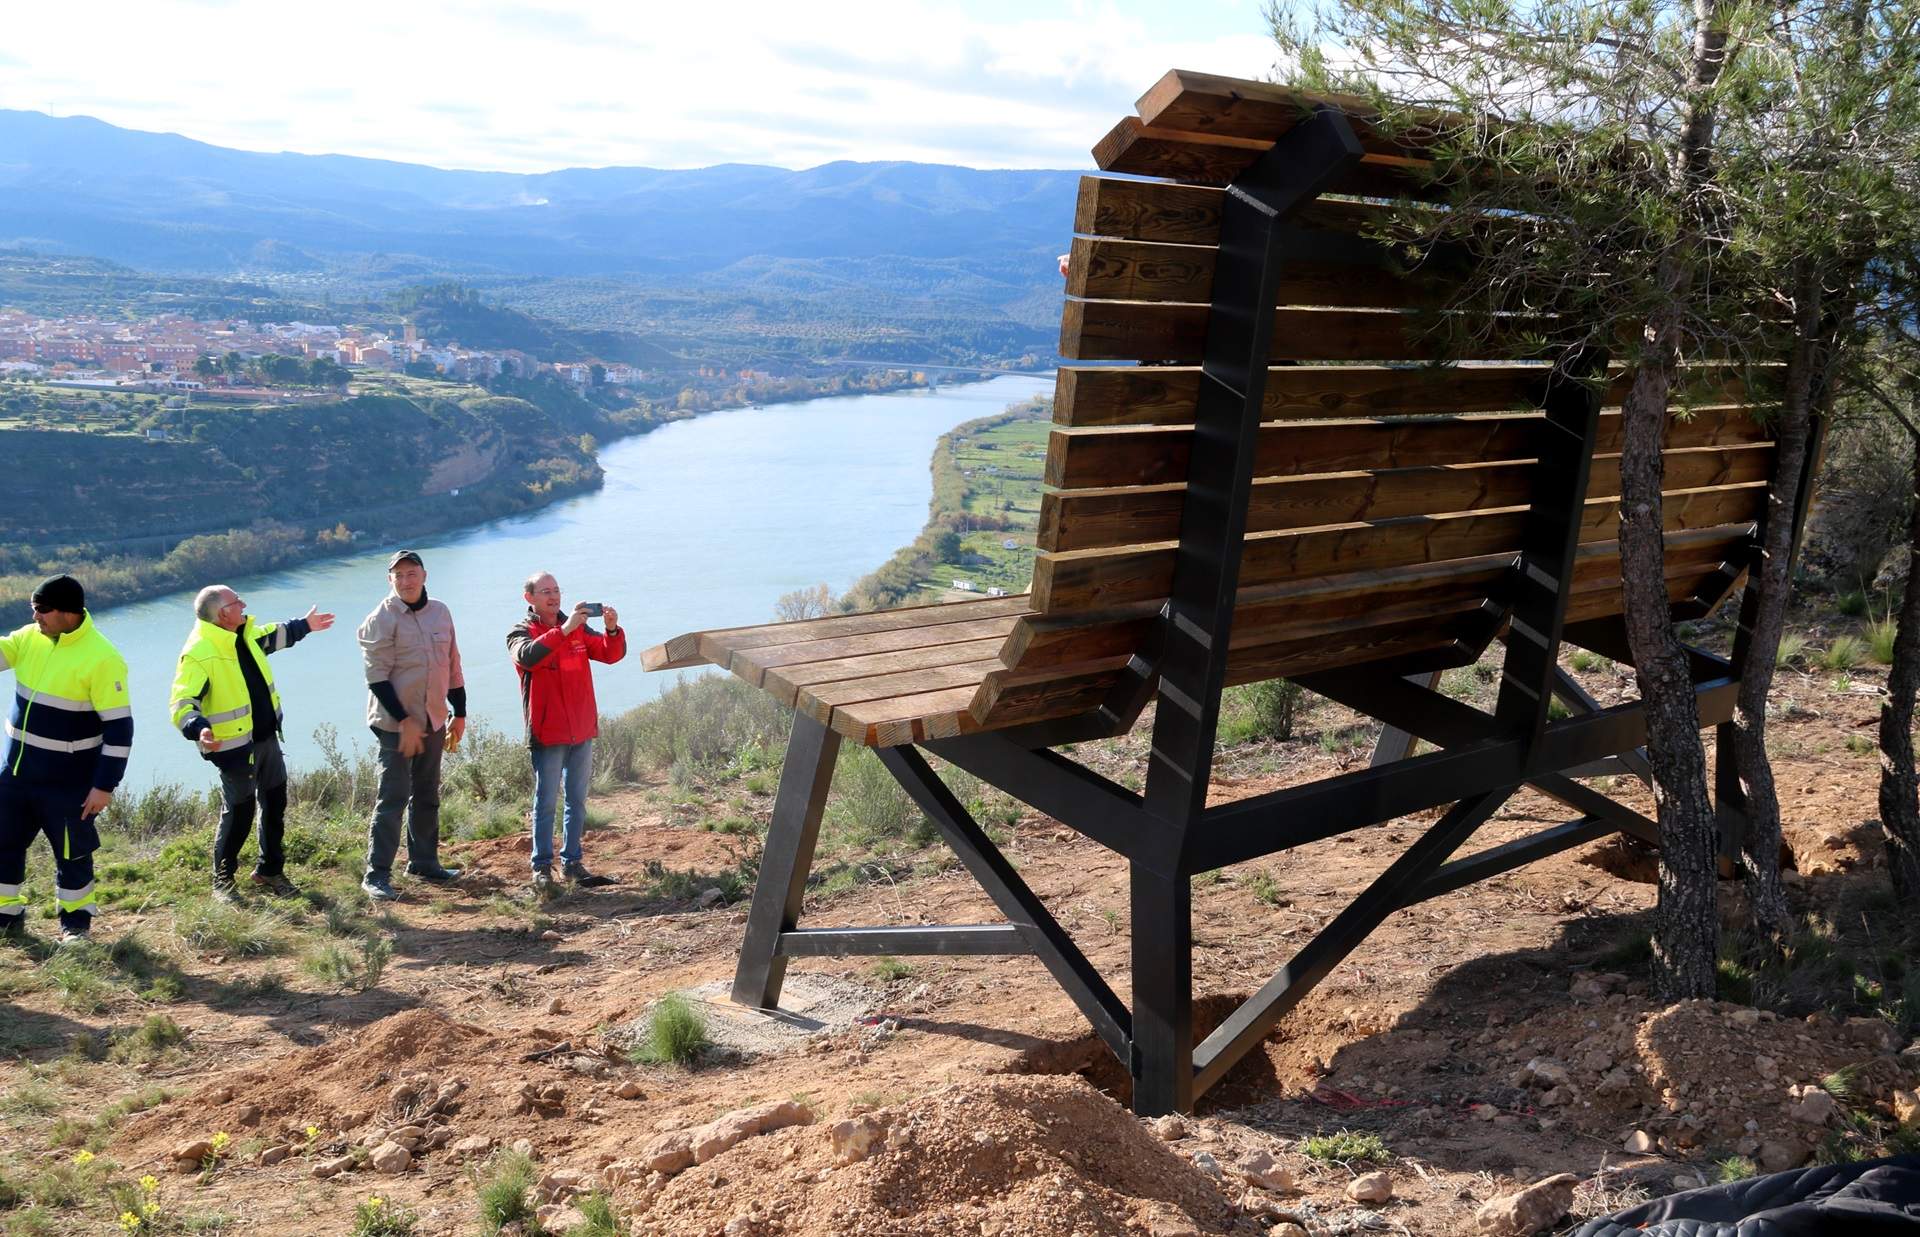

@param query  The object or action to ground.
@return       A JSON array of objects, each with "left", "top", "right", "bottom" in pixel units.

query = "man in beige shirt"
[{"left": 357, "top": 550, "right": 467, "bottom": 901}]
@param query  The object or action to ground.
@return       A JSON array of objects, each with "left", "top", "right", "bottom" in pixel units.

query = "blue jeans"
[{"left": 530, "top": 740, "right": 592, "bottom": 871}]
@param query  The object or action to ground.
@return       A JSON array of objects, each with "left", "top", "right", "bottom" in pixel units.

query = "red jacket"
[{"left": 506, "top": 610, "right": 627, "bottom": 746}]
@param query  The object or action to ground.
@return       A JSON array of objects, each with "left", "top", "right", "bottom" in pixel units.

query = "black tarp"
[{"left": 1571, "top": 1155, "right": 1920, "bottom": 1236}]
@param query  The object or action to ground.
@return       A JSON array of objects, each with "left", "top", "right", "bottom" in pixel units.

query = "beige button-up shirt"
[{"left": 358, "top": 593, "right": 465, "bottom": 733}]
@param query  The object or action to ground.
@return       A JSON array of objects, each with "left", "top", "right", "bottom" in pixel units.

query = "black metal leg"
[
  {"left": 1129, "top": 863, "right": 1194, "bottom": 1115},
  {"left": 1370, "top": 670, "right": 1441, "bottom": 766},
  {"left": 731, "top": 712, "right": 840, "bottom": 1009},
  {"left": 1714, "top": 721, "right": 1747, "bottom": 872}
]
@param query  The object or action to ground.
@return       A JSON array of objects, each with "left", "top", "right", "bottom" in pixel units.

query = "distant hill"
[{"left": 0, "top": 109, "right": 1078, "bottom": 363}]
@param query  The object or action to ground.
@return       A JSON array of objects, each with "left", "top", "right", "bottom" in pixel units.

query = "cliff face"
[{"left": 0, "top": 390, "right": 600, "bottom": 552}]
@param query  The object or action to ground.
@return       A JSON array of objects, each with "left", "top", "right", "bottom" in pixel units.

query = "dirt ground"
[{"left": 3, "top": 654, "right": 1916, "bottom": 1236}]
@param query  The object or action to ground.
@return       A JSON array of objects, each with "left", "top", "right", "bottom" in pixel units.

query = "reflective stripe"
[
  {"left": 4, "top": 722, "right": 102, "bottom": 754},
  {"left": 0, "top": 905, "right": 24, "bottom": 917},
  {"left": 16, "top": 682, "right": 92, "bottom": 711},
  {"left": 214, "top": 733, "right": 254, "bottom": 752},
  {"left": 56, "top": 883, "right": 96, "bottom": 909},
  {"left": 97, "top": 705, "right": 133, "bottom": 721},
  {"left": 267, "top": 627, "right": 289, "bottom": 652},
  {"left": 0, "top": 882, "right": 23, "bottom": 899},
  {"left": 101, "top": 744, "right": 132, "bottom": 758},
  {"left": 207, "top": 704, "right": 252, "bottom": 724}
]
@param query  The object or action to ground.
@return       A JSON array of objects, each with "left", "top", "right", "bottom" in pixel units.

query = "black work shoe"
[
  {"left": 57, "top": 926, "right": 90, "bottom": 947},
  {"left": 361, "top": 873, "right": 398, "bottom": 902},
  {"left": 0, "top": 915, "right": 28, "bottom": 942},
  {"left": 250, "top": 872, "right": 299, "bottom": 898},
  {"left": 211, "top": 877, "right": 240, "bottom": 905},
  {"left": 531, "top": 868, "right": 556, "bottom": 900},
  {"left": 406, "top": 864, "right": 462, "bottom": 884},
  {"left": 563, "top": 862, "right": 617, "bottom": 888}
]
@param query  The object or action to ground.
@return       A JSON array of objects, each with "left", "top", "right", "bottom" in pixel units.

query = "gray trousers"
[{"left": 364, "top": 726, "right": 444, "bottom": 878}]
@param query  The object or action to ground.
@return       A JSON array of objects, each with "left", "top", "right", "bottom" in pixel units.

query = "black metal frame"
[{"left": 726, "top": 107, "right": 1794, "bottom": 1114}]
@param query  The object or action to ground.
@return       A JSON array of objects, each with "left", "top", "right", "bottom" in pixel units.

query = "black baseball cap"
[{"left": 387, "top": 550, "right": 425, "bottom": 570}]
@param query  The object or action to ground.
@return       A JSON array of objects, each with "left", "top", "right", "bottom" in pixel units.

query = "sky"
[{"left": 1, "top": 1, "right": 1278, "bottom": 173}]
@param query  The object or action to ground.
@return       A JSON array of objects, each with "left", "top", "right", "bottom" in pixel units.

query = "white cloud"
[{"left": 2, "top": 1, "right": 1277, "bottom": 172}]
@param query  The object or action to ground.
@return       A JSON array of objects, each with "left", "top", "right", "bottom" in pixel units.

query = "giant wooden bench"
[{"left": 643, "top": 70, "right": 1811, "bottom": 1114}]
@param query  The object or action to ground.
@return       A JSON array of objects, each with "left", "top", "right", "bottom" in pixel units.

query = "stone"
[
  {"left": 1788, "top": 1087, "right": 1838, "bottom": 1126},
  {"left": 1672, "top": 1174, "right": 1704, "bottom": 1191},
  {"left": 370, "top": 1141, "right": 412, "bottom": 1174},
  {"left": 1151, "top": 1115, "right": 1188, "bottom": 1141},
  {"left": 539, "top": 929, "right": 564, "bottom": 942},
  {"left": 643, "top": 1131, "right": 697, "bottom": 1176},
  {"left": 547, "top": 997, "right": 566, "bottom": 1015},
  {"left": 1892, "top": 1088, "right": 1919, "bottom": 1126},
  {"left": 1759, "top": 1140, "right": 1809, "bottom": 1172},
  {"left": 512, "top": 1138, "right": 536, "bottom": 1160},
  {"left": 697, "top": 888, "right": 725, "bottom": 908},
  {"left": 170, "top": 1138, "right": 214, "bottom": 1165},
  {"left": 1474, "top": 1172, "right": 1579, "bottom": 1236},
  {"left": 1729, "top": 1007, "right": 1763, "bottom": 1027},
  {"left": 1623, "top": 1130, "right": 1656, "bottom": 1153},
  {"left": 724, "top": 1221, "right": 753, "bottom": 1237},
  {"left": 234, "top": 1104, "right": 260, "bottom": 1127},
  {"left": 1347, "top": 1171, "right": 1393, "bottom": 1204},
  {"left": 1141, "top": 1204, "right": 1202, "bottom": 1237},
  {"left": 537, "top": 1168, "right": 589, "bottom": 1202},
  {"left": 1189, "top": 1150, "right": 1222, "bottom": 1179},
  {"left": 1471, "top": 1103, "right": 1498, "bottom": 1122},
  {"left": 259, "top": 1144, "right": 291, "bottom": 1167},
  {"left": 313, "top": 1155, "right": 355, "bottom": 1179},
  {"left": 538, "top": 1204, "right": 589, "bottom": 1231},
  {"left": 694, "top": 1100, "right": 814, "bottom": 1164},
  {"left": 830, "top": 1116, "right": 887, "bottom": 1166},
  {"left": 601, "top": 1160, "right": 642, "bottom": 1189},
  {"left": 1846, "top": 1017, "right": 1899, "bottom": 1051},
  {"left": 1523, "top": 1058, "right": 1572, "bottom": 1088},
  {"left": 616, "top": 1080, "right": 645, "bottom": 1100},
  {"left": 1237, "top": 1151, "right": 1296, "bottom": 1193},
  {"left": 451, "top": 1135, "right": 494, "bottom": 1160},
  {"left": 1270, "top": 1226, "right": 1309, "bottom": 1237}
]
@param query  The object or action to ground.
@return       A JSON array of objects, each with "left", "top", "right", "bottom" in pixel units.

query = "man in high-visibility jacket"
[
  {"left": 171, "top": 584, "right": 334, "bottom": 901},
  {"left": 0, "top": 574, "right": 132, "bottom": 944}
]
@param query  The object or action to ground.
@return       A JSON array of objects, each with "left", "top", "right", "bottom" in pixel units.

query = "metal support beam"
[
  {"left": 877, "top": 745, "right": 1133, "bottom": 1064},
  {"left": 1130, "top": 864, "right": 1193, "bottom": 1115},
  {"left": 1191, "top": 787, "right": 1513, "bottom": 1096},
  {"left": 732, "top": 712, "right": 840, "bottom": 1009},
  {"left": 777, "top": 925, "right": 1030, "bottom": 957},
  {"left": 1369, "top": 671, "right": 1441, "bottom": 766}
]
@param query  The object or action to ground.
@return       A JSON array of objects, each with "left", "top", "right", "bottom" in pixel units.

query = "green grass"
[
  {"left": 1822, "top": 636, "right": 1866, "bottom": 670},
  {"left": 1838, "top": 590, "right": 1870, "bottom": 617},
  {"left": 1244, "top": 870, "right": 1285, "bottom": 906},
  {"left": 109, "top": 1015, "right": 185, "bottom": 1064},
  {"left": 172, "top": 898, "right": 286, "bottom": 957},
  {"left": 476, "top": 1150, "right": 542, "bottom": 1236},
  {"left": 1869, "top": 619, "right": 1897, "bottom": 665},
  {"left": 1299, "top": 1129, "right": 1391, "bottom": 1165},
  {"left": 1714, "top": 1155, "right": 1757, "bottom": 1183},
  {"left": 350, "top": 1196, "right": 419, "bottom": 1236},
  {"left": 1569, "top": 649, "right": 1611, "bottom": 673},
  {"left": 630, "top": 993, "right": 710, "bottom": 1067},
  {"left": 565, "top": 1193, "right": 627, "bottom": 1236},
  {"left": 868, "top": 958, "right": 916, "bottom": 982},
  {"left": 1776, "top": 633, "right": 1809, "bottom": 668}
]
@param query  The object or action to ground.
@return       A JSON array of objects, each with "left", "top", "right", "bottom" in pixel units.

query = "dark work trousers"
[
  {"left": 212, "top": 736, "right": 289, "bottom": 881},
  {"left": 364, "top": 726, "right": 445, "bottom": 878},
  {"left": 0, "top": 776, "right": 100, "bottom": 933}
]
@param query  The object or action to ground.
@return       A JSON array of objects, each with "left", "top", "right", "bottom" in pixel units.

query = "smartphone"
[{"left": 581, "top": 602, "right": 605, "bottom": 617}]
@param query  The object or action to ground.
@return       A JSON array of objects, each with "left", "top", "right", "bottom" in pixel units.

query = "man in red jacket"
[{"left": 507, "top": 572, "right": 626, "bottom": 896}]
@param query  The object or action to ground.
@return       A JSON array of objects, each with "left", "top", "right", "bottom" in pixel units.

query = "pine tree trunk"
[
  {"left": 1619, "top": 314, "right": 1722, "bottom": 1001},
  {"left": 1880, "top": 431, "right": 1920, "bottom": 906},
  {"left": 1729, "top": 273, "right": 1823, "bottom": 940}
]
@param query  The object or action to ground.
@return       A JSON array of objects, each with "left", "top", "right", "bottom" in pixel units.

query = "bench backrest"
[{"left": 965, "top": 71, "right": 1776, "bottom": 732}]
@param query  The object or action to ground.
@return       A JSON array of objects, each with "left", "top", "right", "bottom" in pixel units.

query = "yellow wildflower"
[
  {"left": 74, "top": 1149, "right": 95, "bottom": 1165},
  {"left": 305, "top": 1125, "right": 320, "bottom": 1140},
  {"left": 368, "top": 1197, "right": 384, "bottom": 1208},
  {"left": 139, "top": 1174, "right": 159, "bottom": 1193},
  {"left": 118, "top": 1212, "right": 142, "bottom": 1233},
  {"left": 142, "top": 1200, "right": 160, "bottom": 1218},
  {"left": 209, "top": 1131, "right": 231, "bottom": 1153}
]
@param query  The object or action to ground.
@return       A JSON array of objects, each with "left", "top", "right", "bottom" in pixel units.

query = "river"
[{"left": 91, "top": 374, "right": 1053, "bottom": 789}]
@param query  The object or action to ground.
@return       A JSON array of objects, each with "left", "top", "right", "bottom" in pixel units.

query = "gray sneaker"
[
  {"left": 361, "top": 873, "right": 398, "bottom": 902},
  {"left": 1, "top": 914, "right": 30, "bottom": 943},
  {"left": 531, "top": 868, "right": 556, "bottom": 900},
  {"left": 212, "top": 877, "right": 240, "bottom": 905},
  {"left": 57, "top": 926, "right": 91, "bottom": 947}
]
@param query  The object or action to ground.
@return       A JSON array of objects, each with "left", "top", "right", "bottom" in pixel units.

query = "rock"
[
  {"left": 724, "top": 1221, "right": 753, "bottom": 1237},
  {"left": 1150, "top": 1115, "right": 1188, "bottom": 1141},
  {"left": 1141, "top": 1204, "right": 1202, "bottom": 1237},
  {"left": 694, "top": 1100, "right": 814, "bottom": 1164},
  {"left": 1270, "top": 1226, "right": 1309, "bottom": 1237},
  {"left": 423, "top": 1127, "right": 454, "bottom": 1151},
  {"left": 538, "top": 1204, "right": 589, "bottom": 1231},
  {"left": 547, "top": 996, "right": 566, "bottom": 1015},
  {"left": 259, "top": 1144, "right": 291, "bottom": 1167},
  {"left": 1237, "top": 1150, "right": 1296, "bottom": 1193},
  {"left": 1729, "top": 1007, "right": 1763, "bottom": 1027},
  {"left": 170, "top": 1138, "right": 214, "bottom": 1165},
  {"left": 1347, "top": 1171, "right": 1393, "bottom": 1204},
  {"left": 234, "top": 1104, "right": 260, "bottom": 1127},
  {"left": 697, "top": 888, "right": 725, "bottom": 908},
  {"left": 450, "top": 1135, "right": 494, "bottom": 1160},
  {"left": 1892, "top": 1088, "right": 1919, "bottom": 1126},
  {"left": 601, "top": 1160, "right": 642, "bottom": 1189},
  {"left": 313, "top": 1155, "right": 355, "bottom": 1179},
  {"left": 1189, "top": 1150, "right": 1223, "bottom": 1179},
  {"left": 1523, "top": 1058, "right": 1572, "bottom": 1088},
  {"left": 539, "top": 929, "right": 564, "bottom": 942},
  {"left": 369, "top": 1141, "right": 412, "bottom": 1174},
  {"left": 1788, "top": 1087, "right": 1838, "bottom": 1126},
  {"left": 830, "top": 1116, "right": 887, "bottom": 1166},
  {"left": 1471, "top": 1103, "right": 1498, "bottom": 1122},
  {"left": 616, "top": 1080, "right": 645, "bottom": 1100},
  {"left": 1474, "top": 1172, "right": 1579, "bottom": 1236},
  {"left": 643, "top": 1131, "right": 697, "bottom": 1176},
  {"left": 1759, "top": 1140, "right": 1809, "bottom": 1172},
  {"left": 537, "top": 1168, "right": 589, "bottom": 1202},
  {"left": 1672, "top": 1174, "right": 1704, "bottom": 1191},
  {"left": 511, "top": 1138, "right": 536, "bottom": 1161},
  {"left": 1623, "top": 1130, "right": 1656, "bottom": 1153},
  {"left": 1846, "top": 1017, "right": 1899, "bottom": 1051}
]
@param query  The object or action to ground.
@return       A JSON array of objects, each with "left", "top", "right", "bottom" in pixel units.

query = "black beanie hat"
[{"left": 31, "top": 574, "right": 85, "bottom": 614}]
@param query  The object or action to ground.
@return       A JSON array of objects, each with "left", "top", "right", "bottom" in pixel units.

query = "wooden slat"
[
  {"left": 1134, "top": 70, "right": 1457, "bottom": 156},
  {"left": 1046, "top": 406, "right": 1772, "bottom": 489},
  {"left": 643, "top": 594, "right": 1031, "bottom": 670},
  {"left": 757, "top": 636, "right": 1010, "bottom": 708},
  {"left": 1075, "top": 176, "right": 1421, "bottom": 247},
  {"left": 1093, "top": 116, "right": 1447, "bottom": 199},
  {"left": 1062, "top": 299, "right": 1558, "bottom": 364},
  {"left": 1054, "top": 363, "right": 1764, "bottom": 428},
  {"left": 1067, "top": 235, "right": 1472, "bottom": 309},
  {"left": 1039, "top": 444, "right": 1776, "bottom": 552},
  {"left": 796, "top": 659, "right": 1004, "bottom": 726},
  {"left": 718, "top": 615, "right": 1022, "bottom": 685},
  {"left": 833, "top": 686, "right": 982, "bottom": 747},
  {"left": 1032, "top": 484, "right": 1765, "bottom": 614}
]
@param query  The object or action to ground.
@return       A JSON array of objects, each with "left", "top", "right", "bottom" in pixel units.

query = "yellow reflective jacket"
[
  {"left": 0, "top": 613, "right": 133, "bottom": 790},
  {"left": 170, "top": 616, "right": 298, "bottom": 755}
]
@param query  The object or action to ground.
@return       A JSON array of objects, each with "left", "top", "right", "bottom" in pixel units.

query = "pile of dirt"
[
  {"left": 623, "top": 1075, "right": 1263, "bottom": 1237},
  {"left": 118, "top": 1009, "right": 507, "bottom": 1158}
]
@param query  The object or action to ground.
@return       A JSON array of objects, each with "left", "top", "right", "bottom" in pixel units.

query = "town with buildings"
[{"left": 0, "top": 309, "right": 649, "bottom": 394}]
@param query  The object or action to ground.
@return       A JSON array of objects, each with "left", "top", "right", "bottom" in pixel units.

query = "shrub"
[
  {"left": 1299, "top": 1130, "right": 1390, "bottom": 1165},
  {"left": 476, "top": 1150, "right": 539, "bottom": 1235},
  {"left": 350, "top": 1196, "right": 418, "bottom": 1236},
  {"left": 567, "top": 1193, "right": 628, "bottom": 1236},
  {"left": 823, "top": 748, "right": 928, "bottom": 851},
  {"left": 172, "top": 899, "right": 284, "bottom": 957},
  {"left": 1775, "top": 633, "right": 1809, "bottom": 668},
  {"left": 631, "top": 993, "right": 709, "bottom": 1067},
  {"left": 1822, "top": 636, "right": 1866, "bottom": 670},
  {"left": 1838, "top": 591, "right": 1870, "bottom": 617},
  {"left": 1869, "top": 619, "right": 1897, "bottom": 665}
]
